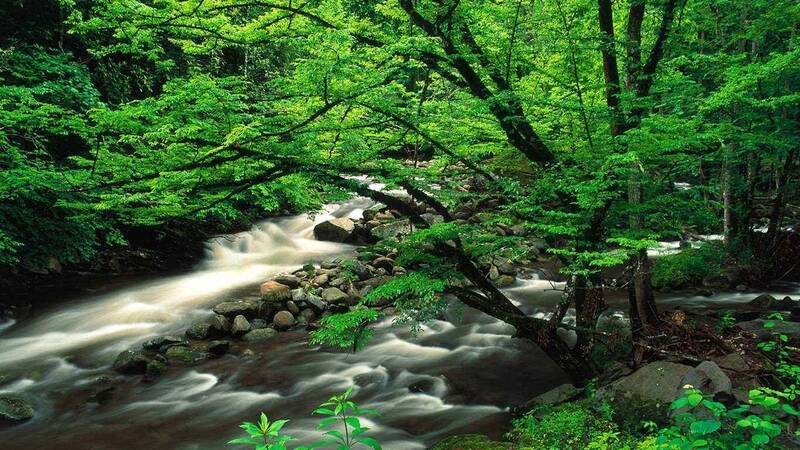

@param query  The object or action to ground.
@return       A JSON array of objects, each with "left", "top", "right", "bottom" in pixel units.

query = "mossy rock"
[{"left": 431, "top": 434, "right": 513, "bottom": 450}]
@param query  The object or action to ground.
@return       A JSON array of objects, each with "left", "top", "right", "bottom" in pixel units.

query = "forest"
[{"left": 0, "top": 0, "right": 799, "bottom": 448}]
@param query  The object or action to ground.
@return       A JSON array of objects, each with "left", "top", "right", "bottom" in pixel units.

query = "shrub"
[
  {"left": 651, "top": 242, "right": 727, "bottom": 289},
  {"left": 229, "top": 388, "right": 381, "bottom": 450}
]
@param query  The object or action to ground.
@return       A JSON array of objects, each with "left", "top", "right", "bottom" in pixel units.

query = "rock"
[
  {"left": 243, "top": 328, "right": 278, "bottom": 342},
  {"left": 0, "top": 396, "right": 34, "bottom": 423},
  {"left": 715, "top": 353, "right": 749, "bottom": 372},
  {"left": 207, "top": 340, "right": 230, "bottom": 356},
  {"left": 322, "top": 287, "right": 350, "bottom": 304},
  {"left": 185, "top": 323, "right": 215, "bottom": 340},
  {"left": 260, "top": 282, "right": 292, "bottom": 303},
  {"left": 291, "top": 288, "right": 307, "bottom": 303},
  {"left": 681, "top": 361, "right": 732, "bottom": 396},
  {"left": 250, "top": 318, "right": 268, "bottom": 329},
  {"left": 488, "top": 265, "right": 500, "bottom": 280},
  {"left": 300, "top": 309, "right": 315, "bottom": 321},
  {"left": 736, "top": 319, "right": 800, "bottom": 340},
  {"left": 330, "top": 277, "right": 348, "bottom": 288},
  {"left": 321, "top": 258, "right": 340, "bottom": 269},
  {"left": 273, "top": 311, "right": 296, "bottom": 330},
  {"left": 306, "top": 294, "right": 327, "bottom": 313},
  {"left": 231, "top": 315, "right": 251, "bottom": 337},
  {"left": 372, "top": 257, "right": 394, "bottom": 272},
  {"left": 313, "top": 218, "right": 355, "bottom": 242},
  {"left": 735, "top": 284, "right": 748, "bottom": 292},
  {"left": 349, "top": 261, "right": 372, "bottom": 280},
  {"left": 113, "top": 350, "right": 150, "bottom": 374},
  {"left": 749, "top": 294, "right": 778, "bottom": 309},
  {"left": 420, "top": 213, "right": 444, "bottom": 225},
  {"left": 165, "top": 346, "right": 199, "bottom": 363},
  {"left": 362, "top": 204, "right": 385, "bottom": 221},
  {"left": 209, "top": 314, "right": 231, "bottom": 334},
  {"left": 495, "top": 275, "right": 515, "bottom": 287},
  {"left": 393, "top": 265, "right": 406, "bottom": 275},
  {"left": 431, "top": 434, "right": 512, "bottom": 450},
  {"left": 142, "top": 335, "right": 185, "bottom": 352},
  {"left": 696, "top": 289, "right": 714, "bottom": 297},
  {"left": 370, "top": 220, "right": 412, "bottom": 240},
  {"left": 312, "top": 274, "right": 329, "bottom": 286},
  {"left": 213, "top": 300, "right": 260, "bottom": 318},
  {"left": 601, "top": 361, "right": 692, "bottom": 404},
  {"left": 518, "top": 384, "right": 582, "bottom": 412},
  {"left": 286, "top": 300, "right": 300, "bottom": 315},
  {"left": 274, "top": 274, "right": 301, "bottom": 288},
  {"left": 494, "top": 258, "right": 516, "bottom": 275},
  {"left": 145, "top": 360, "right": 167, "bottom": 379}
]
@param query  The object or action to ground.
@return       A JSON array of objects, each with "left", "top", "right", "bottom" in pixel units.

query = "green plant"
[
  {"left": 651, "top": 243, "right": 727, "bottom": 289},
  {"left": 309, "top": 387, "right": 381, "bottom": 449},
  {"left": 717, "top": 311, "right": 736, "bottom": 333},
  {"left": 656, "top": 386, "right": 798, "bottom": 449},
  {"left": 229, "top": 388, "right": 381, "bottom": 450},
  {"left": 229, "top": 413, "right": 293, "bottom": 450}
]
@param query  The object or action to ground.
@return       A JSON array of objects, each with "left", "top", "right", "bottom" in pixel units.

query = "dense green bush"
[
  {"left": 508, "top": 401, "right": 648, "bottom": 449},
  {"left": 651, "top": 242, "right": 728, "bottom": 289}
]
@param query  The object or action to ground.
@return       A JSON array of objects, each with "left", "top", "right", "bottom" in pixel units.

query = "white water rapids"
[
  {"left": 0, "top": 198, "right": 566, "bottom": 449},
  {"left": 2, "top": 198, "right": 796, "bottom": 449}
]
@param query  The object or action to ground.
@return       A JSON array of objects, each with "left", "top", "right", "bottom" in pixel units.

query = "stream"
[{"left": 1, "top": 198, "right": 798, "bottom": 449}]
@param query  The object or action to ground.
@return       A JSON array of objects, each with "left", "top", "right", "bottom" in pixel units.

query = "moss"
[
  {"left": 431, "top": 434, "right": 513, "bottom": 450},
  {"left": 651, "top": 242, "right": 727, "bottom": 289}
]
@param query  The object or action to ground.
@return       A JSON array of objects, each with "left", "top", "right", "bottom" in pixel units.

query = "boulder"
[
  {"left": 736, "top": 319, "right": 800, "bottom": 340},
  {"left": 322, "top": 287, "right": 350, "bottom": 304},
  {"left": 113, "top": 350, "right": 150, "bottom": 374},
  {"left": 142, "top": 335, "right": 185, "bottom": 352},
  {"left": 273, "top": 311, "right": 296, "bottom": 330},
  {"left": 306, "top": 294, "right": 327, "bottom": 313},
  {"left": 681, "top": 361, "right": 732, "bottom": 396},
  {"left": 185, "top": 323, "right": 215, "bottom": 340},
  {"left": 313, "top": 218, "right": 355, "bottom": 242},
  {"left": 372, "top": 257, "right": 394, "bottom": 272},
  {"left": 213, "top": 300, "right": 260, "bottom": 318},
  {"left": 145, "top": 360, "right": 167, "bottom": 379},
  {"left": 300, "top": 309, "right": 316, "bottom": 321},
  {"left": 286, "top": 300, "right": 300, "bottom": 315},
  {"left": 291, "top": 288, "right": 307, "bottom": 303},
  {"left": 209, "top": 314, "right": 231, "bottom": 334},
  {"left": 600, "top": 361, "right": 692, "bottom": 404},
  {"left": 495, "top": 275, "right": 515, "bottom": 287},
  {"left": 749, "top": 294, "right": 778, "bottom": 309},
  {"left": 312, "top": 274, "right": 329, "bottom": 286},
  {"left": 243, "top": 328, "right": 278, "bottom": 342},
  {"left": 715, "top": 353, "right": 749, "bottom": 372},
  {"left": 231, "top": 315, "right": 252, "bottom": 337},
  {"left": 0, "top": 396, "right": 34, "bottom": 423},
  {"left": 250, "top": 318, "right": 268, "bottom": 329},
  {"left": 207, "top": 340, "right": 230, "bottom": 356},
  {"left": 349, "top": 261, "right": 372, "bottom": 280},
  {"left": 165, "top": 346, "right": 200, "bottom": 363},
  {"left": 274, "top": 274, "right": 301, "bottom": 288},
  {"left": 370, "top": 221, "right": 412, "bottom": 240},
  {"left": 517, "top": 384, "right": 582, "bottom": 412},
  {"left": 260, "top": 282, "right": 292, "bottom": 303},
  {"left": 420, "top": 213, "right": 444, "bottom": 225}
]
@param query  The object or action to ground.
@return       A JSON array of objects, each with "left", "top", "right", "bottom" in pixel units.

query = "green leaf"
[
  {"left": 688, "top": 392, "right": 703, "bottom": 407},
  {"left": 689, "top": 419, "right": 721, "bottom": 435},
  {"left": 356, "top": 437, "right": 382, "bottom": 450},
  {"left": 751, "top": 433, "right": 769, "bottom": 445}
]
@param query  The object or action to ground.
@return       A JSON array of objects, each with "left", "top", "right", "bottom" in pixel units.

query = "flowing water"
[
  {"left": 0, "top": 199, "right": 567, "bottom": 449},
  {"left": 2, "top": 197, "right": 798, "bottom": 449}
]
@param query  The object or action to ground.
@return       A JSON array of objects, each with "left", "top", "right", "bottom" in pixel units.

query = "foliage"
[
  {"left": 508, "top": 401, "right": 647, "bottom": 450},
  {"left": 229, "top": 388, "right": 381, "bottom": 450},
  {"left": 309, "top": 309, "right": 381, "bottom": 352},
  {"left": 657, "top": 386, "right": 798, "bottom": 449},
  {"left": 651, "top": 243, "right": 728, "bottom": 289}
]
